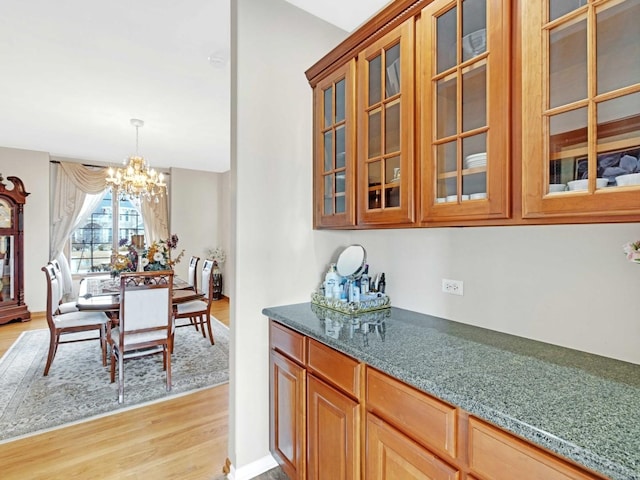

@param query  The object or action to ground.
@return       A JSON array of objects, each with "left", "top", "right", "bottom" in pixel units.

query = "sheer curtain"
[
  {"left": 140, "top": 196, "right": 169, "bottom": 243},
  {"left": 51, "top": 162, "right": 107, "bottom": 294},
  {"left": 50, "top": 161, "right": 170, "bottom": 293}
]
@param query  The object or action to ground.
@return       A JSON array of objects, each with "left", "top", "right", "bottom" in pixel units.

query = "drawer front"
[
  {"left": 366, "top": 412, "right": 459, "bottom": 480},
  {"left": 307, "top": 338, "right": 361, "bottom": 398},
  {"left": 468, "top": 417, "right": 604, "bottom": 480},
  {"left": 270, "top": 320, "right": 305, "bottom": 364},
  {"left": 366, "top": 367, "right": 457, "bottom": 460}
]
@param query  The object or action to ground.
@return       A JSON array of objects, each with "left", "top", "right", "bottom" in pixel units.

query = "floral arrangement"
[
  {"left": 142, "top": 234, "right": 185, "bottom": 271},
  {"left": 623, "top": 240, "right": 640, "bottom": 263},
  {"left": 111, "top": 245, "right": 137, "bottom": 277},
  {"left": 206, "top": 246, "right": 226, "bottom": 265},
  {"left": 111, "top": 234, "right": 184, "bottom": 275}
]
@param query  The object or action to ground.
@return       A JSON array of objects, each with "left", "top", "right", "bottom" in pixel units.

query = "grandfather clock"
[{"left": 0, "top": 175, "right": 30, "bottom": 324}]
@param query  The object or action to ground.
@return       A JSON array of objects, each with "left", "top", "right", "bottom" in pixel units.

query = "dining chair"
[
  {"left": 174, "top": 259, "right": 215, "bottom": 345},
  {"left": 108, "top": 270, "right": 174, "bottom": 403},
  {"left": 41, "top": 264, "right": 108, "bottom": 376},
  {"left": 49, "top": 259, "right": 78, "bottom": 314},
  {"left": 187, "top": 255, "right": 200, "bottom": 291}
]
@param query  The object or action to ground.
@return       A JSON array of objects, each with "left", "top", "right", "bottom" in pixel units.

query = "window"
[{"left": 68, "top": 190, "right": 145, "bottom": 274}]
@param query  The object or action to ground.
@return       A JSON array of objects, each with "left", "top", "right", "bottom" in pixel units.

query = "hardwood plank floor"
[{"left": 0, "top": 297, "right": 231, "bottom": 480}]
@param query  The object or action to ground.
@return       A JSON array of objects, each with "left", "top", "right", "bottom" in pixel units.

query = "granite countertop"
[{"left": 262, "top": 303, "right": 640, "bottom": 480}]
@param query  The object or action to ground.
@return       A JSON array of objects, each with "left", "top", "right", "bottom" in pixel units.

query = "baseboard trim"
[{"left": 225, "top": 454, "right": 278, "bottom": 480}]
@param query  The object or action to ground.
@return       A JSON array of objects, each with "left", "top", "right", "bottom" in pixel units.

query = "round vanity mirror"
[{"left": 336, "top": 244, "right": 366, "bottom": 279}]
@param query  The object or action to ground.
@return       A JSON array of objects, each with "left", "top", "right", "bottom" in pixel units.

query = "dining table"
[{"left": 76, "top": 274, "right": 204, "bottom": 313}]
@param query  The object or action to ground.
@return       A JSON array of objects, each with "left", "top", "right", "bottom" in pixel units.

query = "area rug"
[{"left": 0, "top": 317, "right": 229, "bottom": 443}]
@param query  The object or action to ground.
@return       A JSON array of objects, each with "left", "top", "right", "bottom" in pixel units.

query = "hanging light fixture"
[{"left": 106, "top": 119, "right": 167, "bottom": 202}]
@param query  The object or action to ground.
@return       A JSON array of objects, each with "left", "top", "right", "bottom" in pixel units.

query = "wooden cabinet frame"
[
  {"left": 313, "top": 60, "right": 357, "bottom": 228},
  {"left": 420, "top": 0, "right": 512, "bottom": 222},
  {"left": 307, "top": 0, "right": 640, "bottom": 229},
  {"left": 0, "top": 175, "right": 30, "bottom": 324},
  {"left": 357, "top": 20, "right": 416, "bottom": 226}
]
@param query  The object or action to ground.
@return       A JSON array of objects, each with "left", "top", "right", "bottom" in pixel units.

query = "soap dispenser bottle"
[{"left": 324, "top": 263, "right": 339, "bottom": 298}]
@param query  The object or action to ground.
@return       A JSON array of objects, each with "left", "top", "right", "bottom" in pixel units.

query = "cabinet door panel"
[
  {"left": 270, "top": 350, "right": 306, "bottom": 480},
  {"left": 357, "top": 19, "right": 415, "bottom": 226},
  {"left": 314, "top": 60, "right": 356, "bottom": 228},
  {"left": 421, "top": 0, "right": 511, "bottom": 222},
  {"left": 366, "top": 413, "right": 459, "bottom": 480},
  {"left": 522, "top": 0, "right": 640, "bottom": 218},
  {"left": 307, "top": 375, "right": 360, "bottom": 480}
]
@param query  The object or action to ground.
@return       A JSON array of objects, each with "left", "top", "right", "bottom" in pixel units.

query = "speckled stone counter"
[{"left": 262, "top": 303, "right": 640, "bottom": 480}]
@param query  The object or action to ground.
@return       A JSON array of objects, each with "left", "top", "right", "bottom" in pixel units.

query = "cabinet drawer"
[
  {"left": 270, "top": 321, "right": 305, "bottom": 365},
  {"left": 366, "top": 413, "right": 459, "bottom": 480},
  {"left": 307, "top": 338, "right": 361, "bottom": 399},
  {"left": 468, "top": 417, "right": 605, "bottom": 480},
  {"left": 366, "top": 367, "right": 457, "bottom": 460}
]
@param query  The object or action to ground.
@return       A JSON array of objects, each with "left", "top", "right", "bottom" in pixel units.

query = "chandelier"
[{"left": 106, "top": 119, "right": 167, "bottom": 202}]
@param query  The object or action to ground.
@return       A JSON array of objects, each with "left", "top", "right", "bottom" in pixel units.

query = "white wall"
[
  {"left": 231, "top": 0, "right": 640, "bottom": 476},
  {"left": 347, "top": 224, "right": 640, "bottom": 364},
  {"left": 169, "top": 167, "right": 225, "bottom": 283},
  {"left": 232, "top": 0, "right": 348, "bottom": 474},
  {"left": 0, "top": 147, "right": 51, "bottom": 312}
]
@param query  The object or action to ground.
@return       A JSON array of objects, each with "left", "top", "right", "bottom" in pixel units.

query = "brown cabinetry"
[
  {"left": 307, "top": 375, "right": 360, "bottom": 480},
  {"left": 307, "top": 337, "right": 362, "bottom": 480},
  {"left": 314, "top": 60, "right": 357, "bottom": 228},
  {"left": 420, "top": 0, "right": 511, "bottom": 222},
  {"left": 307, "top": 0, "right": 640, "bottom": 229},
  {"left": 0, "top": 175, "right": 30, "bottom": 324},
  {"left": 269, "top": 322, "right": 362, "bottom": 480},
  {"left": 467, "top": 417, "right": 604, "bottom": 480},
  {"left": 269, "top": 319, "right": 608, "bottom": 480},
  {"left": 357, "top": 19, "right": 415, "bottom": 226},
  {"left": 366, "top": 412, "right": 459, "bottom": 480},
  {"left": 522, "top": 0, "right": 640, "bottom": 218},
  {"left": 270, "top": 322, "right": 306, "bottom": 480}
]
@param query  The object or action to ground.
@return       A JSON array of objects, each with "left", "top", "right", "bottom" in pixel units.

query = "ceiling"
[{"left": 0, "top": 0, "right": 389, "bottom": 173}]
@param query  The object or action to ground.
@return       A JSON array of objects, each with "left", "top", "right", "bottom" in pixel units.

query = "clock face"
[{"left": 0, "top": 200, "right": 11, "bottom": 228}]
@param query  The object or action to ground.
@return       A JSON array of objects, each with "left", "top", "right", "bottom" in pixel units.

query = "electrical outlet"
[{"left": 442, "top": 279, "right": 464, "bottom": 296}]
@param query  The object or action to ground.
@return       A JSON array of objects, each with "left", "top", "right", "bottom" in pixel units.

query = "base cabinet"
[
  {"left": 366, "top": 412, "right": 459, "bottom": 480},
  {"left": 307, "top": 375, "right": 360, "bottom": 480},
  {"left": 270, "top": 350, "right": 306, "bottom": 480},
  {"left": 269, "top": 320, "right": 608, "bottom": 480}
]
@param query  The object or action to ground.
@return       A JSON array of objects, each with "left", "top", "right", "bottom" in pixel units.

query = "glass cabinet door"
[
  {"left": 314, "top": 60, "right": 356, "bottom": 228},
  {"left": 522, "top": 0, "right": 640, "bottom": 218},
  {"left": 421, "top": 0, "right": 510, "bottom": 222},
  {"left": 357, "top": 19, "right": 415, "bottom": 225},
  {"left": 0, "top": 235, "right": 14, "bottom": 303}
]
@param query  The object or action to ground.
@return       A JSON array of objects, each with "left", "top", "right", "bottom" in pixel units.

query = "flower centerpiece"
[
  {"left": 141, "top": 234, "right": 185, "bottom": 271},
  {"left": 206, "top": 246, "right": 226, "bottom": 266},
  {"left": 110, "top": 234, "right": 184, "bottom": 275},
  {"left": 110, "top": 244, "right": 137, "bottom": 277},
  {"left": 623, "top": 240, "right": 640, "bottom": 263}
]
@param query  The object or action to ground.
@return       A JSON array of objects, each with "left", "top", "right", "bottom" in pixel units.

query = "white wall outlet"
[{"left": 442, "top": 279, "right": 464, "bottom": 296}]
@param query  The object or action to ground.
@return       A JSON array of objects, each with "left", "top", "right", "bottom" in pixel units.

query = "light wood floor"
[{"left": 0, "top": 297, "right": 231, "bottom": 480}]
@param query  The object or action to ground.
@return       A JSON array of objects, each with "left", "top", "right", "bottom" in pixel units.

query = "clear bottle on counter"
[
  {"left": 324, "top": 263, "right": 339, "bottom": 298},
  {"left": 360, "top": 265, "right": 369, "bottom": 295}
]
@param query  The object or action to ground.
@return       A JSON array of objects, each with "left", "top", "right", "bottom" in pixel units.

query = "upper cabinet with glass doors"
[
  {"left": 522, "top": 0, "right": 640, "bottom": 218},
  {"left": 313, "top": 60, "right": 357, "bottom": 228},
  {"left": 420, "top": 0, "right": 511, "bottom": 222},
  {"left": 357, "top": 20, "right": 415, "bottom": 226}
]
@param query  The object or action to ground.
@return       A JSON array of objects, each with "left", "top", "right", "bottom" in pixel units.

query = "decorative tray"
[{"left": 310, "top": 289, "right": 390, "bottom": 315}]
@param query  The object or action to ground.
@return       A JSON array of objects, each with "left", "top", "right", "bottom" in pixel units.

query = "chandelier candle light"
[{"left": 106, "top": 119, "right": 167, "bottom": 202}]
